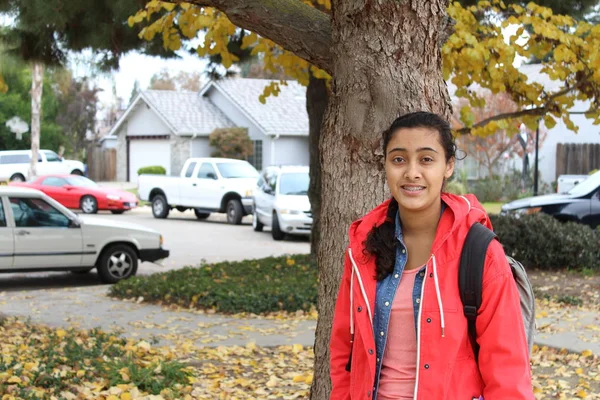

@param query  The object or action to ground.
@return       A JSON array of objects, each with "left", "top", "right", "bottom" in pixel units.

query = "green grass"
[{"left": 482, "top": 202, "right": 503, "bottom": 215}]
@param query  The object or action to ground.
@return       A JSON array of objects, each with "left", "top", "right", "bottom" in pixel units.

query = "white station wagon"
[{"left": 0, "top": 186, "right": 169, "bottom": 283}]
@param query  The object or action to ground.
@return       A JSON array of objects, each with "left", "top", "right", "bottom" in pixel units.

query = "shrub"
[
  {"left": 209, "top": 127, "right": 253, "bottom": 159},
  {"left": 471, "top": 178, "right": 505, "bottom": 203},
  {"left": 490, "top": 213, "right": 600, "bottom": 270},
  {"left": 137, "top": 165, "right": 166, "bottom": 175},
  {"left": 109, "top": 254, "right": 317, "bottom": 314},
  {"left": 445, "top": 180, "right": 467, "bottom": 195}
]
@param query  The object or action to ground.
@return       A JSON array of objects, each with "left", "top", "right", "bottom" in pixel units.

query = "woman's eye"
[
  {"left": 393, "top": 157, "right": 404, "bottom": 163},
  {"left": 422, "top": 157, "right": 433, "bottom": 163}
]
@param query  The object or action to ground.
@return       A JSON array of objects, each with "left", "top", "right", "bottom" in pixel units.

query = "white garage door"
[{"left": 129, "top": 139, "right": 171, "bottom": 183}]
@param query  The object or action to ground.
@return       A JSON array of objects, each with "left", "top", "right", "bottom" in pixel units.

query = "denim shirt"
[{"left": 372, "top": 203, "right": 446, "bottom": 399}]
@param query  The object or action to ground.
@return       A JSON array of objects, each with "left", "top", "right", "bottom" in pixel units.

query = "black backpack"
[{"left": 459, "top": 222, "right": 536, "bottom": 360}]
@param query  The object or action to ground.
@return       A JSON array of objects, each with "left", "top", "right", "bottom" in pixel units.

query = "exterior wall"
[
  {"left": 127, "top": 102, "right": 172, "bottom": 136},
  {"left": 191, "top": 137, "right": 215, "bottom": 158},
  {"left": 170, "top": 135, "right": 191, "bottom": 176},
  {"left": 272, "top": 136, "right": 309, "bottom": 166},
  {"left": 539, "top": 102, "right": 600, "bottom": 183},
  {"left": 205, "top": 89, "right": 273, "bottom": 168}
]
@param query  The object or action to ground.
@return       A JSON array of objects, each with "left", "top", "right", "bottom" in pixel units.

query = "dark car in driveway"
[{"left": 501, "top": 171, "right": 600, "bottom": 229}]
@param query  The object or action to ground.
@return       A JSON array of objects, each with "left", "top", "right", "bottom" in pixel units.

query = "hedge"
[{"left": 137, "top": 166, "right": 166, "bottom": 175}]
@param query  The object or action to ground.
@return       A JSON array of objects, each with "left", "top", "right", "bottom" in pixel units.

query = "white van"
[{"left": 0, "top": 150, "right": 86, "bottom": 182}]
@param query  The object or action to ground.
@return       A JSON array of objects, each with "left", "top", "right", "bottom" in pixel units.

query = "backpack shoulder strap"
[{"left": 459, "top": 222, "right": 497, "bottom": 361}]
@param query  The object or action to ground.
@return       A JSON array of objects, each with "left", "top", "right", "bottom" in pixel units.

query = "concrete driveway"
[{"left": 0, "top": 207, "right": 310, "bottom": 291}]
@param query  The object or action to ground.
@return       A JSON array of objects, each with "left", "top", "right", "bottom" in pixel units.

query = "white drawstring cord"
[
  {"left": 348, "top": 248, "right": 373, "bottom": 323},
  {"left": 431, "top": 254, "right": 446, "bottom": 337},
  {"left": 350, "top": 260, "right": 355, "bottom": 338}
]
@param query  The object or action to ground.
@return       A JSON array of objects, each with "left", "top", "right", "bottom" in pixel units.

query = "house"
[
  {"left": 451, "top": 64, "right": 600, "bottom": 185},
  {"left": 106, "top": 78, "right": 309, "bottom": 183}
]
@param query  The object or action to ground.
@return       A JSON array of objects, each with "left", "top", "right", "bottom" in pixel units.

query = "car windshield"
[
  {"left": 567, "top": 171, "right": 600, "bottom": 196},
  {"left": 216, "top": 162, "right": 259, "bottom": 179},
  {"left": 67, "top": 176, "right": 98, "bottom": 188},
  {"left": 279, "top": 172, "right": 309, "bottom": 195}
]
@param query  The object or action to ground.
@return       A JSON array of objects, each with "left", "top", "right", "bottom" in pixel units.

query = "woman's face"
[{"left": 385, "top": 126, "right": 454, "bottom": 213}]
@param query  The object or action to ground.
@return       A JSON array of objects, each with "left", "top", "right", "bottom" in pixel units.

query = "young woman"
[{"left": 330, "top": 112, "right": 534, "bottom": 399}]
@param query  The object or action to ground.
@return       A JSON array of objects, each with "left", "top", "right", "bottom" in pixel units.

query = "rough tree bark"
[
  {"left": 182, "top": 1, "right": 454, "bottom": 398},
  {"left": 311, "top": 1, "right": 452, "bottom": 398},
  {"left": 306, "top": 73, "right": 329, "bottom": 258},
  {"left": 28, "top": 61, "right": 43, "bottom": 179}
]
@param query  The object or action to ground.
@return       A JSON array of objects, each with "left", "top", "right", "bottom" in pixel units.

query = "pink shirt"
[{"left": 377, "top": 267, "right": 420, "bottom": 400}]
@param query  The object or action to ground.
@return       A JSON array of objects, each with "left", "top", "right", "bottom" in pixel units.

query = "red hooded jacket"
[{"left": 330, "top": 193, "right": 534, "bottom": 400}]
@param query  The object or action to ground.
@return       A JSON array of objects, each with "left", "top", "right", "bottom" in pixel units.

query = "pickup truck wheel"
[
  {"left": 80, "top": 196, "right": 98, "bottom": 214},
  {"left": 151, "top": 194, "right": 169, "bottom": 219},
  {"left": 226, "top": 199, "right": 243, "bottom": 225},
  {"left": 271, "top": 212, "right": 285, "bottom": 241},
  {"left": 252, "top": 209, "right": 264, "bottom": 232},
  {"left": 194, "top": 209, "right": 210, "bottom": 220},
  {"left": 97, "top": 244, "right": 138, "bottom": 284}
]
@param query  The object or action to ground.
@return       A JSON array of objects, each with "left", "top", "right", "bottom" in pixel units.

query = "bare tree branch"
[{"left": 167, "top": 0, "right": 333, "bottom": 73}]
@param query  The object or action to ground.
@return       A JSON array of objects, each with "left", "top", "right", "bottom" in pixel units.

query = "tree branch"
[
  {"left": 169, "top": 0, "right": 333, "bottom": 73},
  {"left": 456, "top": 108, "right": 546, "bottom": 135}
]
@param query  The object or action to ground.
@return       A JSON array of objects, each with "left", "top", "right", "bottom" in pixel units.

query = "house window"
[{"left": 247, "top": 140, "right": 263, "bottom": 170}]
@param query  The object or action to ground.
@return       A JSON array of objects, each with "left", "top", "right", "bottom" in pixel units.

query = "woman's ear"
[{"left": 444, "top": 157, "right": 455, "bottom": 179}]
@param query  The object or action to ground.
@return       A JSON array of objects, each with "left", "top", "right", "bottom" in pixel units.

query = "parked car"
[
  {"left": 0, "top": 149, "right": 86, "bottom": 182},
  {"left": 501, "top": 170, "right": 600, "bottom": 229},
  {"left": 0, "top": 186, "right": 169, "bottom": 283},
  {"left": 253, "top": 165, "right": 312, "bottom": 240},
  {"left": 9, "top": 174, "right": 138, "bottom": 214},
  {"left": 556, "top": 174, "right": 590, "bottom": 194},
  {"left": 137, "top": 157, "right": 259, "bottom": 224}
]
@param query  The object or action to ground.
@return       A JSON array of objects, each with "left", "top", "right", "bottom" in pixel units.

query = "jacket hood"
[{"left": 348, "top": 193, "right": 491, "bottom": 262}]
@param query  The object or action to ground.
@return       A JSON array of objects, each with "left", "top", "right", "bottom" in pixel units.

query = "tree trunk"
[
  {"left": 29, "top": 62, "right": 44, "bottom": 179},
  {"left": 310, "top": 1, "right": 452, "bottom": 399},
  {"left": 307, "top": 73, "right": 329, "bottom": 258}
]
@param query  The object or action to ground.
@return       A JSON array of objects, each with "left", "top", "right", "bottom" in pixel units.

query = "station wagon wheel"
[
  {"left": 80, "top": 195, "right": 98, "bottom": 214},
  {"left": 97, "top": 244, "right": 138, "bottom": 284},
  {"left": 226, "top": 199, "right": 243, "bottom": 225}
]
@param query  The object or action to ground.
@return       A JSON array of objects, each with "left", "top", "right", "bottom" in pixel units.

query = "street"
[{"left": 0, "top": 206, "right": 310, "bottom": 291}]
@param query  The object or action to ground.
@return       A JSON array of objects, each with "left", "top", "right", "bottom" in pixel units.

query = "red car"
[{"left": 10, "top": 175, "right": 138, "bottom": 214}]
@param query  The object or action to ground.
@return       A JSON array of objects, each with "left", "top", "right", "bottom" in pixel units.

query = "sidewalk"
[{"left": 1, "top": 285, "right": 598, "bottom": 355}]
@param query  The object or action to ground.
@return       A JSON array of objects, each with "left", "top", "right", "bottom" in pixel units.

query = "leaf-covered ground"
[{"left": 1, "top": 317, "right": 599, "bottom": 399}]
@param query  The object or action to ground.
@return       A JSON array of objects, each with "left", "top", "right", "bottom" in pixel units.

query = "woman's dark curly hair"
[{"left": 364, "top": 112, "right": 457, "bottom": 281}]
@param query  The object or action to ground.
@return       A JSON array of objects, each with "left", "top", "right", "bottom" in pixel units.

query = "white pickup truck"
[{"left": 137, "top": 158, "right": 259, "bottom": 224}]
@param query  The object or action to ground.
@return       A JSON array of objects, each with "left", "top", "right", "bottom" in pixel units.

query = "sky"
[{"left": 68, "top": 49, "right": 209, "bottom": 118}]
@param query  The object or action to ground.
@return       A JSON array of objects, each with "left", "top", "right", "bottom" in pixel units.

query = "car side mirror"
[
  {"left": 207, "top": 172, "right": 218, "bottom": 180},
  {"left": 264, "top": 186, "right": 274, "bottom": 195},
  {"left": 69, "top": 218, "right": 80, "bottom": 228}
]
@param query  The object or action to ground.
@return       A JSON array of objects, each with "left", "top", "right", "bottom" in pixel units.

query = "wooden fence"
[
  {"left": 87, "top": 146, "right": 117, "bottom": 182},
  {"left": 555, "top": 143, "right": 600, "bottom": 179}
]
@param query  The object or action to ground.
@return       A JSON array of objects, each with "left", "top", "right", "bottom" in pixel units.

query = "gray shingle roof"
[
  {"left": 142, "top": 90, "right": 234, "bottom": 135},
  {"left": 204, "top": 78, "right": 308, "bottom": 136}
]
